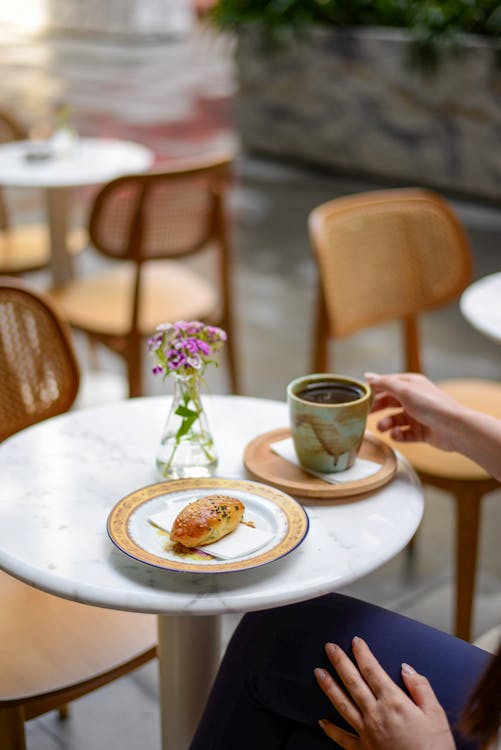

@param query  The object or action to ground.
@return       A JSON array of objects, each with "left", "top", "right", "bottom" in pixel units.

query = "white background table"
[
  {"left": 0, "top": 395, "right": 424, "bottom": 750},
  {"left": 0, "top": 137, "right": 154, "bottom": 285},
  {"left": 460, "top": 272, "right": 501, "bottom": 343}
]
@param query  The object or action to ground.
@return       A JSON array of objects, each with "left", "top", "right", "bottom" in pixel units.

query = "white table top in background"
[
  {"left": 0, "top": 396, "right": 423, "bottom": 616},
  {"left": 460, "top": 272, "right": 501, "bottom": 344},
  {"left": 0, "top": 137, "right": 154, "bottom": 188}
]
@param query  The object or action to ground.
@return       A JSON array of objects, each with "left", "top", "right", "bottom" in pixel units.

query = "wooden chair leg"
[
  {"left": 58, "top": 704, "right": 69, "bottom": 719},
  {"left": 225, "top": 335, "right": 239, "bottom": 395},
  {"left": 125, "top": 338, "right": 143, "bottom": 398},
  {"left": 86, "top": 335, "right": 100, "bottom": 370},
  {"left": 453, "top": 484, "right": 483, "bottom": 642},
  {"left": 312, "top": 287, "right": 329, "bottom": 372},
  {"left": 0, "top": 706, "right": 26, "bottom": 750}
]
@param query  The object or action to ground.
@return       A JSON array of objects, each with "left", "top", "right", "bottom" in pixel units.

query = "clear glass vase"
[{"left": 156, "top": 373, "right": 218, "bottom": 480}]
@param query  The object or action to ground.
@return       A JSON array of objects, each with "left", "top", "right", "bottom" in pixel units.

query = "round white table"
[
  {"left": 0, "top": 137, "right": 154, "bottom": 285},
  {"left": 460, "top": 272, "right": 501, "bottom": 343},
  {"left": 0, "top": 395, "right": 424, "bottom": 750}
]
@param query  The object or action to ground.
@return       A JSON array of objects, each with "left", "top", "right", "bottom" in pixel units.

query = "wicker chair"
[
  {"left": 50, "top": 153, "right": 239, "bottom": 397},
  {"left": 0, "top": 277, "right": 157, "bottom": 748},
  {"left": 309, "top": 188, "right": 501, "bottom": 642},
  {"left": 0, "top": 110, "right": 85, "bottom": 275}
]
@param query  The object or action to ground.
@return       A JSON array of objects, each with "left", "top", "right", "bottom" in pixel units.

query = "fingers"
[
  {"left": 401, "top": 663, "right": 444, "bottom": 714},
  {"left": 318, "top": 718, "right": 361, "bottom": 749},
  {"left": 351, "top": 637, "right": 401, "bottom": 699},
  {"left": 375, "top": 412, "right": 427, "bottom": 443},
  {"left": 324, "top": 642, "right": 377, "bottom": 711},
  {"left": 314, "top": 667, "right": 363, "bottom": 732},
  {"left": 376, "top": 412, "right": 409, "bottom": 432},
  {"left": 370, "top": 393, "right": 403, "bottom": 413}
]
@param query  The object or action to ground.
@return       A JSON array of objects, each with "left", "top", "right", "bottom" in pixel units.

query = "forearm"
[{"left": 449, "top": 406, "right": 501, "bottom": 482}]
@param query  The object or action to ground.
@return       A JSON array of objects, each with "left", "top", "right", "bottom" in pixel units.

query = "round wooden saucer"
[{"left": 243, "top": 428, "right": 398, "bottom": 499}]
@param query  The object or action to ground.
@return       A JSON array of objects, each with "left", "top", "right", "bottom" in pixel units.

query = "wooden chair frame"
[
  {"left": 0, "top": 277, "right": 157, "bottom": 749},
  {"left": 308, "top": 188, "right": 500, "bottom": 641},
  {"left": 56, "top": 153, "right": 238, "bottom": 397}
]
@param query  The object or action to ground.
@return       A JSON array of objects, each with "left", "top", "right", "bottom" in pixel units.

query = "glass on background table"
[
  {"left": 0, "top": 395, "right": 424, "bottom": 750},
  {"left": 0, "top": 137, "right": 154, "bottom": 285}
]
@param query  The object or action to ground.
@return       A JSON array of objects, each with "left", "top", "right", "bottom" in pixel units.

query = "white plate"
[{"left": 107, "top": 477, "right": 309, "bottom": 573}]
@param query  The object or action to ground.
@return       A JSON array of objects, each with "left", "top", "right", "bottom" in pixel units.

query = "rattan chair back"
[
  {"left": 89, "top": 154, "right": 232, "bottom": 263},
  {"left": 0, "top": 277, "right": 80, "bottom": 442},
  {"left": 309, "top": 188, "right": 473, "bottom": 343}
]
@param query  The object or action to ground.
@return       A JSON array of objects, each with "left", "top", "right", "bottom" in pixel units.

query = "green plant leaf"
[
  {"left": 176, "top": 405, "right": 198, "bottom": 418},
  {"left": 176, "top": 415, "right": 198, "bottom": 439}
]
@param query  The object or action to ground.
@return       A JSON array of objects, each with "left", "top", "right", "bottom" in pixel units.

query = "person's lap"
[{"left": 189, "top": 593, "right": 491, "bottom": 750}]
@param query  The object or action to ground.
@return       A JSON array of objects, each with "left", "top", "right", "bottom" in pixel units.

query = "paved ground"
[{"left": 0, "top": 17, "right": 499, "bottom": 750}]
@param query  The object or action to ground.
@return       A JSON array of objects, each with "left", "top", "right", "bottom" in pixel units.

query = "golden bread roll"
[{"left": 170, "top": 495, "right": 245, "bottom": 547}]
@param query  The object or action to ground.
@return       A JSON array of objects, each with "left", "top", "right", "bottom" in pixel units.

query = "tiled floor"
[{"left": 1, "top": 17, "right": 500, "bottom": 750}]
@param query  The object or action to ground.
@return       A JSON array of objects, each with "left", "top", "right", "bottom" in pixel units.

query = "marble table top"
[
  {"left": 0, "top": 395, "right": 424, "bottom": 616},
  {"left": 460, "top": 272, "right": 501, "bottom": 344},
  {"left": 0, "top": 137, "right": 153, "bottom": 188}
]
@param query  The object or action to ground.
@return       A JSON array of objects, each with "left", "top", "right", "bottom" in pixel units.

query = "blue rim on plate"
[{"left": 107, "top": 477, "right": 309, "bottom": 574}]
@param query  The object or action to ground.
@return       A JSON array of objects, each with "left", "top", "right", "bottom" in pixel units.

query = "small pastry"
[{"left": 170, "top": 495, "right": 244, "bottom": 547}]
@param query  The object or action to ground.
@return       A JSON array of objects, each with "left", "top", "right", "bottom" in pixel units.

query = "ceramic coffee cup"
[{"left": 287, "top": 373, "right": 373, "bottom": 473}]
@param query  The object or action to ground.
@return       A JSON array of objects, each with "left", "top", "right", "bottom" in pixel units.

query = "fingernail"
[
  {"left": 365, "top": 372, "right": 379, "bottom": 380},
  {"left": 402, "top": 662, "right": 416, "bottom": 675},
  {"left": 325, "top": 642, "right": 336, "bottom": 656},
  {"left": 352, "top": 635, "right": 362, "bottom": 646},
  {"left": 319, "top": 719, "right": 327, "bottom": 729},
  {"left": 314, "top": 667, "right": 327, "bottom": 680}
]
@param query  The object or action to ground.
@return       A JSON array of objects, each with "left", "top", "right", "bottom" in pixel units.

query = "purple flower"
[
  {"left": 196, "top": 339, "right": 211, "bottom": 356},
  {"left": 174, "top": 320, "right": 203, "bottom": 334},
  {"left": 183, "top": 338, "right": 199, "bottom": 355},
  {"left": 149, "top": 320, "right": 227, "bottom": 380},
  {"left": 167, "top": 349, "right": 188, "bottom": 370},
  {"left": 205, "top": 325, "right": 227, "bottom": 342},
  {"left": 184, "top": 321, "right": 204, "bottom": 334},
  {"left": 187, "top": 353, "right": 202, "bottom": 370},
  {"left": 172, "top": 337, "right": 185, "bottom": 351},
  {"left": 148, "top": 333, "right": 163, "bottom": 352}
]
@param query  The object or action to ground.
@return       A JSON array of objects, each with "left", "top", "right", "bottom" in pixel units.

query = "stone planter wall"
[
  {"left": 44, "top": 0, "right": 194, "bottom": 37},
  {"left": 235, "top": 27, "right": 501, "bottom": 201}
]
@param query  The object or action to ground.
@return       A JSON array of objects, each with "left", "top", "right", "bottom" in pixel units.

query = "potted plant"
[{"left": 210, "top": 1, "right": 501, "bottom": 200}]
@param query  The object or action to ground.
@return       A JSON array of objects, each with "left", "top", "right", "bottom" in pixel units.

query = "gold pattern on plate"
[{"left": 107, "top": 477, "right": 309, "bottom": 574}]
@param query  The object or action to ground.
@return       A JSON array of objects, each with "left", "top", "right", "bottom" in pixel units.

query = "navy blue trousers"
[{"left": 189, "top": 594, "right": 491, "bottom": 750}]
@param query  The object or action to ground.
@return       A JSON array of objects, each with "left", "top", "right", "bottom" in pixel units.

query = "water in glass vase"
[
  {"left": 156, "top": 374, "right": 218, "bottom": 480},
  {"left": 157, "top": 430, "right": 217, "bottom": 479}
]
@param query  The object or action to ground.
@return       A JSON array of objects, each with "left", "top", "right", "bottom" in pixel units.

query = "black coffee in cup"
[{"left": 296, "top": 381, "right": 364, "bottom": 404}]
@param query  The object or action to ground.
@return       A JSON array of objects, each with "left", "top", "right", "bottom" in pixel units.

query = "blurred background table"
[
  {"left": 460, "top": 272, "right": 501, "bottom": 344},
  {"left": 0, "top": 395, "right": 423, "bottom": 750},
  {"left": 0, "top": 137, "right": 154, "bottom": 285}
]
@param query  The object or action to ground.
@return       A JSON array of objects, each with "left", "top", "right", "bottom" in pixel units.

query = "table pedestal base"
[
  {"left": 157, "top": 613, "right": 221, "bottom": 750},
  {"left": 46, "top": 187, "right": 73, "bottom": 286}
]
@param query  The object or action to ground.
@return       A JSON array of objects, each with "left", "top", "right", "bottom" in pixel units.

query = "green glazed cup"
[{"left": 287, "top": 373, "right": 373, "bottom": 473}]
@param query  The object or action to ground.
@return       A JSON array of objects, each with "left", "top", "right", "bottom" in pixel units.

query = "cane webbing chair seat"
[
  {"left": 0, "top": 224, "right": 86, "bottom": 275},
  {"left": 309, "top": 188, "right": 501, "bottom": 642},
  {"left": 52, "top": 260, "right": 218, "bottom": 337},
  {"left": 49, "top": 153, "right": 239, "bottom": 397},
  {"left": 0, "top": 277, "right": 157, "bottom": 749},
  {"left": 0, "top": 574, "right": 156, "bottom": 720}
]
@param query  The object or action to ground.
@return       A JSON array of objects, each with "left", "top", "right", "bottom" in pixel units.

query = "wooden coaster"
[{"left": 243, "top": 428, "right": 398, "bottom": 499}]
